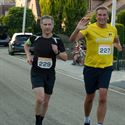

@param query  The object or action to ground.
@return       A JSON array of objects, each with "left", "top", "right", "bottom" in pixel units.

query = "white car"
[{"left": 8, "top": 32, "right": 32, "bottom": 55}]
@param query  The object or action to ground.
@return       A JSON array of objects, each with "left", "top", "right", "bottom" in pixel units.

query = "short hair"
[
  {"left": 40, "top": 15, "right": 54, "bottom": 25},
  {"left": 95, "top": 6, "right": 109, "bottom": 13}
]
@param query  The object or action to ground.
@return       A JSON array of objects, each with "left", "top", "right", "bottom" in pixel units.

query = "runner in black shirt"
[{"left": 24, "top": 15, "right": 67, "bottom": 125}]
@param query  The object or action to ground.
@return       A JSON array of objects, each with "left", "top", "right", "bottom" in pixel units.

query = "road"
[{"left": 0, "top": 47, "right": 125, "bottom": 125}]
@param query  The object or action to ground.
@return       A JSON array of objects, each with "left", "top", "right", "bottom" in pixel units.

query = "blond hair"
[{"left": 96, "top": 6, "right": 109, "bottom": 14}]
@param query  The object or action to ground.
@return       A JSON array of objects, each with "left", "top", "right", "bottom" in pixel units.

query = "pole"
[
  {"left": 22, "top": 0, "right": 27, "bottom": 33},
  {"left": 111, "top": 0, "right": 120, "bottom": 70},
  {"left": 111, "top": 0, "right": 116, "bottom": 26},
  {"left": 2, "top": 0, "right": 5, "bottom": 4}
]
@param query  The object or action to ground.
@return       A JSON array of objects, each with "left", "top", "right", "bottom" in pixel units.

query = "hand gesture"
[{"left": 76, "top": 17, "right": 90, "bottom": 31}]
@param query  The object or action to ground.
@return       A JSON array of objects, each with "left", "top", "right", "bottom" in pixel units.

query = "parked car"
[
  {"left": 0, "top": 26, "right": 9, "bottom": 46},
  {"left": 8, "top": 32, "right": 32, "bottom": 55}
]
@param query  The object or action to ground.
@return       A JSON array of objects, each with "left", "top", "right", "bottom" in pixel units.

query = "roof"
[
  {"left": 10, "top": 32, "right": 33, "bottom": 43},
  {"left": 13, "top": 32, "right": 33, "bottom": 36}
]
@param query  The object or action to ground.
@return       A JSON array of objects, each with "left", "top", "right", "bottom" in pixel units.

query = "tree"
[
  {"left": 63, "top": 0, "right": 87, "bottom": 35},
  {"left": 39, "top": 0, "right": 88, "bottom": 36},
  {"left": 3, "top": 7, "right": 37, "bottom": 36},
  {"left": 0, "top": 16, "right": 4, "bottom": 25}
]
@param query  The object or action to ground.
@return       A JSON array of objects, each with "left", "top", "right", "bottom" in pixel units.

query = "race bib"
[
  {"left": 98, "top": 45, "right": 111, "bottom": 55},
  {"left": 37, "top": 57, "right": 52, "bottom": 69}
]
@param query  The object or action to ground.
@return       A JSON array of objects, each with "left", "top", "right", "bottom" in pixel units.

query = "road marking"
[
  {"left": 109, "top": 88, "right": 125, "bottom": 96},
  {"left": 56, "top": 70, "right": 84, "bottom": 82},
  {"left": 56, "top": 70, "right": 125, "bottom": 96},
  {"left": 16, "top": 57, "right": 125, "bottom": 96}
]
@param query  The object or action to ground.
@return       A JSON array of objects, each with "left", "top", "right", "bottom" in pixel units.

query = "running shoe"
[{"left": 84, "top": 123, "right": 90, "bottom": 125}]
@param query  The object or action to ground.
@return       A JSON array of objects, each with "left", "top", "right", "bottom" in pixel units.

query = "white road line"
[
  {"left": 109, "top": 88, "right": 125, "bottom": 96},
  {"left": 57, "top": 71, "right": 125, "bottom": 96},
  {"left": 17, "top": 57, "right": 125, "bottom": 96},
  {"left": 56, "top": 70, "right": 84, "bottom": 82}
]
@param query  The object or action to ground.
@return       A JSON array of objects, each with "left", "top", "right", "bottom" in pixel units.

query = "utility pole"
[
  {"left": 111, "top": 0, "right": 116, "bottom": 26},
  {"left": 111, "top": 0, "right": 120, "bottom": 70},
  {"left": 22, "top": 0, "right": 27, "bottom": 33}
]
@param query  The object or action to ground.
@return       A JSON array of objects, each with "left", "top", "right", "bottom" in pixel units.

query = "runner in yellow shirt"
[{"left": 69, "top": 6, "right": 122, "bottom": 125}]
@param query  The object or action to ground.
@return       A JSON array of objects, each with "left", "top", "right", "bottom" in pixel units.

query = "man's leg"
[
  {"left": 84, "top": 93, "right": 95, "bottom": 124},
  {"left": 34, "top": 87, "right": 51, "bottom": 125},
  {"left": 97, "top": 88, "right": 108, "bottom": 125},
  {"left": 34, "top": 87, "right": 44, "bottom": 114},
  {"left": 41, "top": 93, "right": 51, "bottom": 116}
]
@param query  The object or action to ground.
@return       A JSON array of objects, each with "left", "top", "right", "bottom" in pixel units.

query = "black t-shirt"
[{"left": 29, "top": 34, "right": 65, "bottom": 70}]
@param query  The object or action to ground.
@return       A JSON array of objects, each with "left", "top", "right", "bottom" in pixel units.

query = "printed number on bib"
[
  {"left": 99, "top": 45, "right": 111, "bottom": 55},
  {"left": 38, "top": 57, "right": 52, "bottom": 69}
]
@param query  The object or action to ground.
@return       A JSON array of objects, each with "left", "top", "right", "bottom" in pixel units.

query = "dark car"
[
  {"left": 8, "top": 33, "right": 32, "bottom": 55},
  {"left": 0, "top": 26, "right": 9, "bottom": 46}
]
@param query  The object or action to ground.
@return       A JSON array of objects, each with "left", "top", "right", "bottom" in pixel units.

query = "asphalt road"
[{"left": 0, "top": 47, "right": 125, "bottom": 125}]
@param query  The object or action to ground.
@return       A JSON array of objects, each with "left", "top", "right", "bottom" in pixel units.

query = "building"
[
  {"left": 15, "top": 0, "right": 125, "bottom": 20},
  {"left": 15, "top": 0, "right": 41, "bottom": 21},
  {"left": 0, "top": 0, "right": 15, "bottom": 16},
  {"left": 88, "top": 0, "right": 105, "bottom": 11},
  {"left": 88, "top": 0, "right": 125, "bottom": 12}
]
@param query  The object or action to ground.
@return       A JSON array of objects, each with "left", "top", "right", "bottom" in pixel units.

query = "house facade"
[
  {"left": 88, "top": 0, "right": 105, "bottom": 11},
  {"left": 15, "top": 0, "right": 41, "bottom": 21},
  {"left": 88, "top": 0, "right": 125, "bottom": 12},
  {"left": 0, "top": 1, "right": 15, "bottom": 16},
  {"left": 15, "top": 0, "right": 125, "bottom": 20}
]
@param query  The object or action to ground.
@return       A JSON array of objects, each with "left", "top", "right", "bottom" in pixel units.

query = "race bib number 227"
[{"left": 98, "top": 45, "right": 112, "bottom": 55}]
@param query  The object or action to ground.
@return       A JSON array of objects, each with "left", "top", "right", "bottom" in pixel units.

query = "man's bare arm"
[
  {"left": 113, "top": 37, "right": 122, "bottom": 51},
  {"left": 69, "top": 17, "right": 89, "bottom": 42},
  {"left": 24, "top": 43, "right": 33, "bottom": 65},
  {"left": 58, "top": 52, "right": 68, "bottom": 61}
]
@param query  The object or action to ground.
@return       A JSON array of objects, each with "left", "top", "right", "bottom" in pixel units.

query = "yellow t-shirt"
[{"left": 80, "top": 23, "right": 117, "bottom": 68}]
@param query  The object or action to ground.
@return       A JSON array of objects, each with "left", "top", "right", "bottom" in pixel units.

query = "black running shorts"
[
  {"left": 83, "top": 66, "right": 113, "bottom": 94},
  {"left": 31, "top": 67, "right": 55, "bottom": 95}
]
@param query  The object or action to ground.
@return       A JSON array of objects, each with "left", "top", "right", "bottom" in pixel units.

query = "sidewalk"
[
  {"left": 56, "top": 59, "right": 125, "bottom": 88},
  {"left": 56, "top": 59, "right": 83, "bottom": 80}
]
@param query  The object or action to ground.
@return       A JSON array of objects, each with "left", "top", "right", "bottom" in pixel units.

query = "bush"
[
  {"left": 117, "top": 9, "right": 125, "bottom": 27},
  {"left": 114, "top": 23, "right": 125, "bottom": 60},
  {"left": 115, "top": 23, "right": 125, "bottom": 45},
  {"left": 3, "top": 7, "right": 37, "bottom": 36}
]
